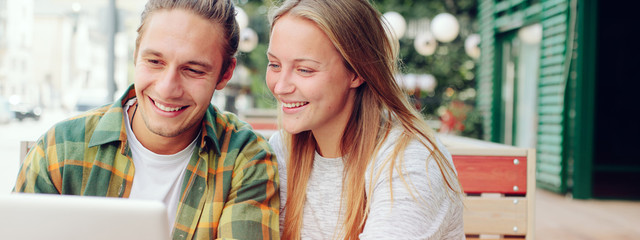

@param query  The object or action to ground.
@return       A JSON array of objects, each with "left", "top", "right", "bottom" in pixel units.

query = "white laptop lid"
[{"left": 0, "top": 193, "right": 170, "bottom": 240}]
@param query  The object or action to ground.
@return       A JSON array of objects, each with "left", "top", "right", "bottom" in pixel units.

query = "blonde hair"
[
  {"left": 269, "top": 0, "right": 462, "bottom": 239},
  {"left": 134, "top": 0, "right": 239, "bottom": 72}
]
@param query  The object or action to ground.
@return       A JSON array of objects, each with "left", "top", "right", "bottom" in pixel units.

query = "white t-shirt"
[
  {"left": 270, "top": 127, "right": 465, "bottom": 239},
  {"left": 123, "top": 99, "right": 198, "bottom": 231}
]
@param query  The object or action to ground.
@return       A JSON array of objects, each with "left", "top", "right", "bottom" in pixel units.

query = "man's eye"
[
  {"left": 147, "top": 59, "right": 160, "bottom": 65},
  {"left": 188, "top": 68, "right": 205, "bottom": 75}
]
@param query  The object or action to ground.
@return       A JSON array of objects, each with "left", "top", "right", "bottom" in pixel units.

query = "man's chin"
[{"left": 144, "top": 120, "right": 190, "bottom": 138}]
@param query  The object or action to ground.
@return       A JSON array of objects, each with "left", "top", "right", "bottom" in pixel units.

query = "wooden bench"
[
  {"left": 441, "top": 135, "right": 535, "bottom": 240},
  {"left": 240, "top": 108, "right": 278, "bottom": 139}
]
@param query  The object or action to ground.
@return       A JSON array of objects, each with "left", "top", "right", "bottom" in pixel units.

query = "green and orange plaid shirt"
[{"left": 13, "top": 85, "right": 280, "bottom": 240}]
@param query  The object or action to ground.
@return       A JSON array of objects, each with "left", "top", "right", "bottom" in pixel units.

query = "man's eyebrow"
[
  {"left": 140, "top": 49, "right": 163, "bottom": 57},
  {"left": 140, "top": 49, "right": 213, "bottom": 71}
]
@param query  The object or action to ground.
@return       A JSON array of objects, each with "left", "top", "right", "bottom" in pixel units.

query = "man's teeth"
[
  {"left": 155, "top": 101, "right": 182, "bottom": 112},
  {"left": 282, "top": 102, "right": 307, "bottom": 108}
]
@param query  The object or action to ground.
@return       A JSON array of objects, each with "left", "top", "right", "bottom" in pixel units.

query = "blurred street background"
[
  {"left": 2, "top": 0, "right": 639, "bottom": 239},
  {"left": 0, "top": 108, "right": 71, "bottom": 192}
]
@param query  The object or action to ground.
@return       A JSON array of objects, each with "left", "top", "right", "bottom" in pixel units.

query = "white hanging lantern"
[
  {"left": 418, "top": 74, "right": 437, "bottom": 92},
  {"left": 403, "top": 74, "right": 417, "bottom": 90},
  {"left": 464, "top": 34, "right": 481, "bottom": 59},
  {"left": 235, "top": 7, "right": 249, "bottom": 30},
  {"left": 382, "top": 11, "right": 407, "bottom": 39},
  {"left": 430, "top": 13, "right": 459, "bottom": 43},
  {"left": 414, "top": 32, "right": 438, "bottom": 56},
  {"left": 238, "top": 28, "right": 258, "bottom": 52}
]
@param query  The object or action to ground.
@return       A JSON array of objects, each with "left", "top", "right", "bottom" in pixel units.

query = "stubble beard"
[{"left": 140, "top": 109, "right": 200, "bottom": 138}]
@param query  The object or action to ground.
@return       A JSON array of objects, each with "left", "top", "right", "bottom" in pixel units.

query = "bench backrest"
[{"left": 441, "top": 135, "right": 535, "bottom": 240}]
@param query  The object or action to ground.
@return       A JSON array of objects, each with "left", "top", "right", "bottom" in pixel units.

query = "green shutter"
[
  {"left": 476, "top": 0, "right": 571, "bottom": 193},
  {"left": 476, "top": 0, "right": 497, "bottom": 142},
  {"left": 536, "top": 0, "right": 570, "bottom": 193}
]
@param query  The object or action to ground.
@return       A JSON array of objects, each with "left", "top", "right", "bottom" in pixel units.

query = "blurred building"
[
  {"left": 475, "top": 0, "right": 639, "bottom": 199},
  {"left": 0, "top": 0, "right": 35, "bottom": 105},
  {"left": 3, "top": 0, "right": 144, "bottom": 110}
]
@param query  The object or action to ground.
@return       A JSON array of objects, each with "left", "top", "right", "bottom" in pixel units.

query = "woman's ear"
[{"left": 350, "top": 74, "right": 364, "bottom": 88}]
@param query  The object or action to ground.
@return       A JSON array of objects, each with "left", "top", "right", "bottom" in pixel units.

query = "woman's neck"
[{"left": 312, "top": 125, "right": 346, "bottom": 158}]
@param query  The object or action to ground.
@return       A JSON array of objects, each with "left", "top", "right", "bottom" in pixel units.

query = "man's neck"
[{"left": 127, "top": 101, "right": 200, "bottom": 155}]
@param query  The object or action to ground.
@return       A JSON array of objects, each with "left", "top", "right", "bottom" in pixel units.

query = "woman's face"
[{"left": 266, "top": 14, "right": 363, "bottom": 137}]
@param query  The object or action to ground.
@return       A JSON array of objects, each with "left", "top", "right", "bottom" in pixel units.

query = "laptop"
[{"left": 0, "top": 193, "right": 170, "bottom": 240}]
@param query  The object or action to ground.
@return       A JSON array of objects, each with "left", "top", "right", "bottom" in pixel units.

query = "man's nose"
[{"left": 156, "top": 68, "right": 183, "bottom": 99}]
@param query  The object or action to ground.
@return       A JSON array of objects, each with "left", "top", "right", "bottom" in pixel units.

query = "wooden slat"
[
  {"left": 245, "top": 118, "right": 278, "bottom": 130},
  {"left": 525, "top": 149, "right": 536, "bottom": 240},
  {"left": 463, "top": 197, "right": 528, "bottom": 235},
  {"left": 439, "top": 134, "right": 528, "bottom": 156},
  {"left": 244, "top": 118, "right": 278, "bottom": 139},
  {"left": 466, "top": 237, "right": 525, "bottom": 240},
  {"left": 453, "top": 156, "right": 527, "bottom": 194}
]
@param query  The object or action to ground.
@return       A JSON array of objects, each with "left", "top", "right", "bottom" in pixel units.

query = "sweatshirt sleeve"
[{"left": 360, "top": 136, "right": 465, "bottom": 240}]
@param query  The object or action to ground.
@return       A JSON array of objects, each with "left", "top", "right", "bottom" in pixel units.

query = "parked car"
[
  {"left": 11, "top": 103, "right": 42, "bottom": 121},
  {"left": 0, "top": 95, "right": 15, "bottom": 124},
  {"left": 75, "top": 89, "right": 110, "bottom": 111}
]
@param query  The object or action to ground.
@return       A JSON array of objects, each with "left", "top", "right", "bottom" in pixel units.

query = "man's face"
[{"left": 133, "top": 9, "right": 235, "bottom": 141}]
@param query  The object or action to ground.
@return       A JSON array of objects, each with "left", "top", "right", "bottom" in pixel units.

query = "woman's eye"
[
  {"left": 268, "top": 63, "right": 281, "bottom": 69},
  {"left": 298, "top": 68, "right": 314, "bottom": 74}
]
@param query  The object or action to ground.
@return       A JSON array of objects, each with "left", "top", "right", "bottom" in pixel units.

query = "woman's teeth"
[
  {"left": 155, "top": 101, "right": 183, "bottom": 112},
  {"left": 282, "top": 102, "right": 308, "bottom": 108}
]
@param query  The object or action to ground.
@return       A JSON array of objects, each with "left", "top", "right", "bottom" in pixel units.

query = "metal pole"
[{"left": 106, "top": 0, "right": 117, "bottom": 102}]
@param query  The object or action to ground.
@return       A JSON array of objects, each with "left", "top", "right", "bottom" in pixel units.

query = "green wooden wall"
[
  {"left": 476, "top": 0, "right": 571, "bottom": 193},
  {"left": 476, "top": 0, "right": 496, "bottom": 142},
  {"left": 537, "top": 0, "right": 570, "bottom": 193}
]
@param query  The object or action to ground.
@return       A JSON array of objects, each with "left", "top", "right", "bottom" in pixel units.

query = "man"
[{"left": 13, "top": 0, "right": 279, "bottom": 239}]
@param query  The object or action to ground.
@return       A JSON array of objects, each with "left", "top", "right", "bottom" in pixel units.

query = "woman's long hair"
[{"left": 269, "top": 0, "right": 462, "bottom": 239}]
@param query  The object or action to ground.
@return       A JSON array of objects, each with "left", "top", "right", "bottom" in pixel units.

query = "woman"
[{"left": 266, "top": 0, "right": 464, "bottom": 239}]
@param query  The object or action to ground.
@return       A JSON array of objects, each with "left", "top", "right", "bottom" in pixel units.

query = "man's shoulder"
[
  {"left": 47, "top": 104, "right": 122, "bottom": 143},
  {"left": 53, "top": 106, "right": 109, "bottom": 132},
  {"left": 205, "top": 108, "right": 273, "bottom": 153},
  {"left": 208, "top": 108, "right": 263, "bottom": 138}
]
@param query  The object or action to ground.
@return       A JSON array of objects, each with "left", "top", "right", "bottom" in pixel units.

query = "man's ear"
[
  {"left": 215, "top": 58, "right": 237, "bottom": 90},
  {"left": 349, "top": 73, "right": 364, "bottom": 89}
]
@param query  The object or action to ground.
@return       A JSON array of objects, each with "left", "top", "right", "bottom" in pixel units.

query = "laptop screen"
[{"left": 0, "top": 193, "right": 170, "bottom": 240}]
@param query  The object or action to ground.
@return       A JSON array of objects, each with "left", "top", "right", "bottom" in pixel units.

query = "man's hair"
[
  {"left": 134, "top": 0, "right": 240, "bottom": 72},
  {"left": 270, "top": 0, "right": 462, "bottom": 239}
]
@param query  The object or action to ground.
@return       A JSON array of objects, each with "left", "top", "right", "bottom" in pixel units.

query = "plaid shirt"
[{"left": 13, "top": 85, "right": 280, "bottom": 240}]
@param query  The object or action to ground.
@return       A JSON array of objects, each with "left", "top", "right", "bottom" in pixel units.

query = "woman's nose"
[{"left": 272, "top": 72, "right": 295, "bottom": 95}]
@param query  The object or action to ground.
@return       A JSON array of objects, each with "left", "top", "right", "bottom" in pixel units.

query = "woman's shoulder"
[
  {"left": 378, "top": 126, "right": 450, "bottom": 158},
  {"left": 371, "top": 126, "right": 454, "bottom": 176},
  {"left": 268, "top": 130, "right": 288, "bottom": 167}
]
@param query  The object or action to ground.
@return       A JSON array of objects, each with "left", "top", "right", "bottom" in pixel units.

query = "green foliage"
[
  {"left": 376, "top": 0, "right": 482, "bottom": 138},
  {"left": 235, "top": 0, "right": 274, "bottom": 109}
]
